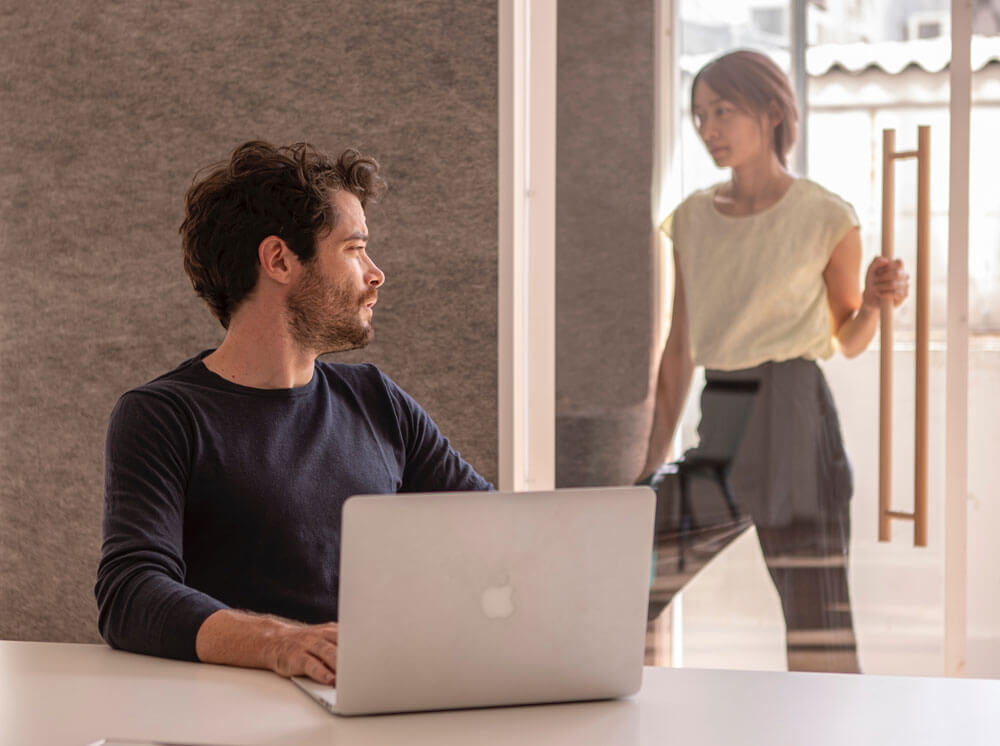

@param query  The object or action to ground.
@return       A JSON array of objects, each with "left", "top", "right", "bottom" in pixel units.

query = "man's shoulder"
[
  {"left": 149, "top": 350, "right": 214, "bottom": 383},
  {"left": 314, "top": 360, "right": 389, "bottom": 391},
  {"left": 315, "top": 360, "right": 406, "bottom": 403},
  {"left": 122, "top": 351, "right": 213, "bottom": 398},
  {"left": 314, "top": 361, "right": 422, "bottom": 417},
  {"left": 111, "top": 351, "right": 219, "bottom": 422}
]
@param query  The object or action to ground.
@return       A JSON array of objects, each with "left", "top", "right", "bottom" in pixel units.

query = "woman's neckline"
[{"left": 709, "top": 175, "right": 801, "bottom": 219}]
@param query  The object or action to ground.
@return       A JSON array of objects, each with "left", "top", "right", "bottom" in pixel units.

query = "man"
[{"left": 96, "top": 141, "right": 491, "bottom": 686}]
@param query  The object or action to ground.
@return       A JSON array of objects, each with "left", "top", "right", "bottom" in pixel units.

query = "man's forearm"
[{"left": 195, "top": 608, "right": 288, "bottom": 669}]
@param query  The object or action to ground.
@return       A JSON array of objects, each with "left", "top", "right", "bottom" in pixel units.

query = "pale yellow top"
[{"left": 662, "top": 178, "right": 860, "bottom": 371}]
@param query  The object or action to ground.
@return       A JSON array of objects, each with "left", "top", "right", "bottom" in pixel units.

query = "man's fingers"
[
  {"left": 269, "top": 622, "right": 339, "bottom": 681},
  {"left": 310, "top": 638, "right": 338, "bottom": 668},
  {"left": 304, "top": 653, "right": 336, "bottom": 685},
  {"left": 319, "top": 623, "right": 338, "bottom": 643}
]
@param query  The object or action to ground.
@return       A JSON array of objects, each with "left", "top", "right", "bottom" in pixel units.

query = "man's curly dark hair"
[{"left": 180, "top": 141, "right": 386, "bottom": 328}]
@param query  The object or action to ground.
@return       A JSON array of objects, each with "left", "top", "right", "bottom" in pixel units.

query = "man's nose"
[{"left": 367, "top": 258, "right": 385, "bottom": 288}]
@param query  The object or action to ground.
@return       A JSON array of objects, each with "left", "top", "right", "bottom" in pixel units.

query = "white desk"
[{"left": 2, "top": 641, "right": 997, "bottom": 745}]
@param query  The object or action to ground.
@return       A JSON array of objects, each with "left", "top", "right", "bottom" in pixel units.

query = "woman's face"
[{"left": 691, "top": 80, "right": 774, "bottom": 169}]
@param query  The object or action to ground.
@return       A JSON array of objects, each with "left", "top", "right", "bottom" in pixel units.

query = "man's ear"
[{"left": 258, "top": 236, "right": 295, "bottom": 285}]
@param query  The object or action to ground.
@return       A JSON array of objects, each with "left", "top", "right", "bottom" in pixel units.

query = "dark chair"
[{"left": 649, "top": 378, "right": 760, "bottom": 571}]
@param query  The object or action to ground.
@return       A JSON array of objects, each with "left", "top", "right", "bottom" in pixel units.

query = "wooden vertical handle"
[
  {"left": 879, "top": 129, "right": 895, "bottom": 543},
  {"left": 879, "top": 126, "right": 930, "bottom": 548},
  {"left": 914, "top": 125, "right": 931, "bottom": 547}
]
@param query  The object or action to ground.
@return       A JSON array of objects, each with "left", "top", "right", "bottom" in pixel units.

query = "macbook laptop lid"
[{"left": 294, "top": 486, "right": 654, "bottom": 716}]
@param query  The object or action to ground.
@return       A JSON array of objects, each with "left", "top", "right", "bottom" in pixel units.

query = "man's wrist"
[{"left": 196, "top": 609, "right": 298, "bottom": 671}]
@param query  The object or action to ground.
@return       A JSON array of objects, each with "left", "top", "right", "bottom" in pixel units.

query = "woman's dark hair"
[
  {"left": 180, "top": 141, "right": 386, "bottom": 328},
  {"left": 691, "top": 49, "right": 799, "bottom": 168}
]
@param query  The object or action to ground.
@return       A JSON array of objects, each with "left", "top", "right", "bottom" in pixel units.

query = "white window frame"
[
  {"left": 498, "top": 0, "right": 556, "bottom": 492},
  {"left": 945, "top": 0, "right": 971, "bottom": 678}
]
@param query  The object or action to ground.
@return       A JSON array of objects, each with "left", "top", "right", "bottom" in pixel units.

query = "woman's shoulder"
[
  {"left": 679, "top": 183, "right": 721, "bottom": 211},
  {"left": 791, "top": 178, "right": 856, "bottom": 215},
  {"left": 661, "top": 183, "right": 722, "bottom": 236},
  {"left": 786, "top": 179, "right": 861, "bottom": 251}
]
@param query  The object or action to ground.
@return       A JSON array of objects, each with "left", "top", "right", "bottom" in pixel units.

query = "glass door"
[{"left": 656, "top": 0, "right": 996, "bottom": 677}]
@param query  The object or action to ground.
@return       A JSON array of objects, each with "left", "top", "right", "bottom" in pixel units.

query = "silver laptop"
[{"left": 292, "top": 486, "right": 655, "bottom": 716}]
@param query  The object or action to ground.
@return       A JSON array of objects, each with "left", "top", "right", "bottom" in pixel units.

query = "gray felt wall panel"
[
  {"left": 0, "top": 0, "right": 497, "bottom": 642},
  {"left": 556, "top": 1, "right": 655, "bottom": 487}
]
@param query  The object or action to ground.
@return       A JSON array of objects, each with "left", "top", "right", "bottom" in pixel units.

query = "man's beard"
[{"left": 286, "top": 262, "right": 374, "bottom": 355}]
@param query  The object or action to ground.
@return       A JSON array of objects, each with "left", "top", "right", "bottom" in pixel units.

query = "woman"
[{"left": 638, "top": 50, "right": 908, "bottom": 673}]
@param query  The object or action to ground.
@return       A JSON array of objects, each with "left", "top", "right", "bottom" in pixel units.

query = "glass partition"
[{"left": 644, "top": 0, "right": 998, "bottom": 677}]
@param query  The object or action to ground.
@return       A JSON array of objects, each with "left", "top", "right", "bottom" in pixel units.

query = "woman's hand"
[{"left": 862, "top": 256, "right": 909, "bottom": 310}]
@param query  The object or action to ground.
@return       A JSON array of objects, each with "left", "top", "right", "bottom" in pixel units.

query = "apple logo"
[{"left": 480, "top": 583, "right": 515, "bottom": 619}]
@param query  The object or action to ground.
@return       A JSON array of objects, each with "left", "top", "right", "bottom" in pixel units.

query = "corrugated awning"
[{"left": 680, "top": 36, "right": 1000, "bottom": 77}]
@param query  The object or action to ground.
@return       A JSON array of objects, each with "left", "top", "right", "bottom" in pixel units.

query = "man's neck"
[{"left": 203, "top": 309, "right": 317, "bottom": 390}]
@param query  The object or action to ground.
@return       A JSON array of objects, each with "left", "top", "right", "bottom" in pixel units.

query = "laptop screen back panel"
[{"left": 334, "top": 487, "right": 655, "bottom": 715}]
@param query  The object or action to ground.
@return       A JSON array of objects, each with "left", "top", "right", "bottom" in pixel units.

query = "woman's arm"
[
  {"left": 637, "top": 250, "right": 694, "bottom": 481},
  {"left": 824, "top": 227, "right": 909, "bottom": 358}
]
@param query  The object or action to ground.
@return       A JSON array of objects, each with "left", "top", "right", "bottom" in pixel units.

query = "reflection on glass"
[{"left": 646, "top": 362, "right": 861, "bottom": 673}]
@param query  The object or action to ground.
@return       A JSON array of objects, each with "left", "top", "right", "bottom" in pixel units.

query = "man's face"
[{"left": 286, "top": 190, "right": 385, "bottom": 354}]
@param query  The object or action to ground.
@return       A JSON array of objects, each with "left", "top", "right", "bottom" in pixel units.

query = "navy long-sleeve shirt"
[{"left": 95, "top": 352, "right": 491, "bottom": 661}]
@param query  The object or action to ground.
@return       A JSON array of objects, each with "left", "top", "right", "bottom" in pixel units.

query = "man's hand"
[
  {"left": 267, "top": 620, "right": 339, "bottom": 685},
  {"left": 195, "top": 609, "right": 338, "bottom": 685}
]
